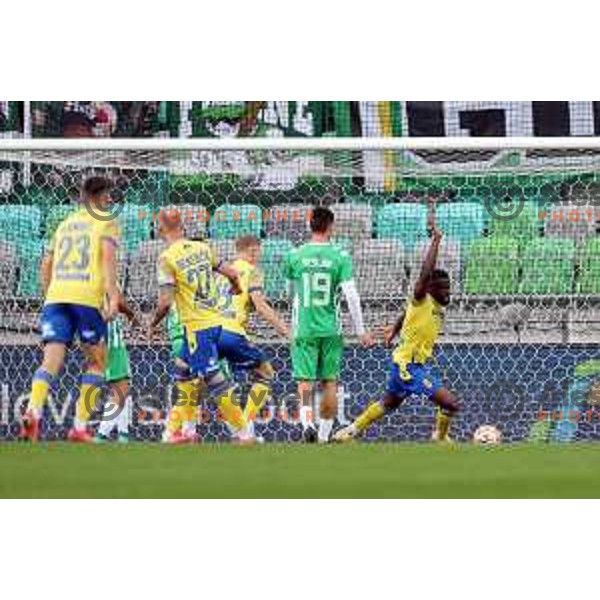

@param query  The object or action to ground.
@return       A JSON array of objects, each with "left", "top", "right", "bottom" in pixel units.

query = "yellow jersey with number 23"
[{"left": 45, "top": 208, "right": 120, "bottom": 310}]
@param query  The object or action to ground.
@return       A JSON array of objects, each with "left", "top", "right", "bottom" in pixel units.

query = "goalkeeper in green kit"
[{"left": 284, "top": 207, "right": 374, "bottom": 443}]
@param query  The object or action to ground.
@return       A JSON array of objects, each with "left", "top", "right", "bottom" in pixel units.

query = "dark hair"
[
  {"left": 431, "top": 268, "right": 450, "bottom": 283},
  {"left": 82, "top": 176, "right": 112, "bottom": 198},
  {"left": 235, "top": 235, "right": 261, "bottom": 252},
  {"left": 62, "top": 111, "right": 95, "bottom": 131},
  {"left": 310, "top": 206, "right": 335, "bottom": 233}
]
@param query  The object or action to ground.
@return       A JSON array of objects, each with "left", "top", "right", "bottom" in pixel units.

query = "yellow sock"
[
  {"left": 75, "top": 373, "right": 105, "bottom": 426},
  {"left": 435, "top": 409, "right": 452, "bottom": 439},
  {"left": 243, "top": 382, "right": 270, "bottom": 424},
  {"left": 218, "top": 387, "right": 246, "bottom": 433},
  {"left": 29, "top": 368, "right": 54, "bottom": 415},
  {"left": 355, "top": 401, "right": 386, "bottom": 433},
  {"left": 168, "top": 380, "right": 200, "bottom": 433}
]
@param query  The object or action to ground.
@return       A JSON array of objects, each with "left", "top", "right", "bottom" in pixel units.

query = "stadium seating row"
[
  {"left": 2, "top": 234, "right": 595, "bottom": 302},
  {"left": 1, "top": 200, "right": 598, "bottom": 258}
]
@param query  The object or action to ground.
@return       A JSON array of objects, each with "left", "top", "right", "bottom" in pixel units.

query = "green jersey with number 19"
[{"left": 284, "top": 242, "right": 353, "bottom": 339}]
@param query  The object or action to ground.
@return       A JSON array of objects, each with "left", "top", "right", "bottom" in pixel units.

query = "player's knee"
[{"left": 383, "top": 393, "right": 403, "bottom": 410}]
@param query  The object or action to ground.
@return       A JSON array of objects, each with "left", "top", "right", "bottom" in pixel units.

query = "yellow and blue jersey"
[
  {"left": 217, "top": 258, "right": 264, "bottom": 338},
  {"left": 45, "top": 208, "right": 120, "bottom": 309},
  {"left": 157, "top": 239, "right": 222, "bottom": 332},
  {"left": 386, "top": 294, "right": 445, "bottom": 399},
  {"left": 392, "top": 294, "right": 443, "bottom": 373}
]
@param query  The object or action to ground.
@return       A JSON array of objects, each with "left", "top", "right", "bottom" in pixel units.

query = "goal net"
[{"left": 0, "top": 139, "right": 599, "bottom": 443}]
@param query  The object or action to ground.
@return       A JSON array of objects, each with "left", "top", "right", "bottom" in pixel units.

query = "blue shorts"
[
  {"left": 386, "top": 361, "right": 442, "bottom": 401},
  {"left": 41, "top": 303, "right": 107, "bottom": 345},
  {"left": 183, "top": 326, "right": 222, "bottom": 378},
  {"left": 217, "top": 329, "right": 266, "bottom": 371}
]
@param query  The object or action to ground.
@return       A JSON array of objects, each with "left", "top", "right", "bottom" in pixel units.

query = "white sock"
[
  {"left": 97, "top": 414, "right": 115, "bottom": 437},
  {"left": 318, "top": 418, "right": 334, "bottom": 443},
  {"left": 74, "top": 418, "right": 88, "bottom": 432},
  {"left": 300, "top": 406, "right": 315, "bottom": 431},
  {"left": 116, "top": 398, "right": 130, "bottom": 435}
]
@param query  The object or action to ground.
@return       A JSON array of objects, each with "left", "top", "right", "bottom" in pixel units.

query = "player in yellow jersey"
[
  {"left": 215, "top": 235, "right": 289, "bottom": 440},
  {"left": 147, "top": 211, "right": 254, "bottom": 443},
  {"left": 166, "top": 235, "right": 290, "bottom": 442},
  {"left": 334, "top": 224, "right": 459, "bottom": 443},
  {"left": 21, "top": 177, "right": 121, "bottom": 442}
]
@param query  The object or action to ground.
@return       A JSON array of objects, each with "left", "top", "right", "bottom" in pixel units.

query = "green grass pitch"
[{"left": 2, "top": 442, "right": 600, "bottom": 498}]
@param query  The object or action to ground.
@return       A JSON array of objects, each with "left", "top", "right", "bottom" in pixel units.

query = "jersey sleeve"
[
  {"left": 248, "top": 267, "right": 264, "bottom": 293},
  {"left": 338, "top": 250, "right": 354, "bottom": 283},
  {"left": 157, "top": 254, "right": 176, "bottom": 287}
]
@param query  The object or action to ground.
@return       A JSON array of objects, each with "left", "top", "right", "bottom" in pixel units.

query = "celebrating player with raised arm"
[
  {"left": 334, "top": 221, "right": 459, "bottom": 443},
  {"left": 285, "top": 207, "right": 374, "bottom": 444},
  {"left": 148, "top": 211, "right": 254, "bottom": 443},
  {"left": 21, "top": 177, "right": 120, "bottom": 442}
]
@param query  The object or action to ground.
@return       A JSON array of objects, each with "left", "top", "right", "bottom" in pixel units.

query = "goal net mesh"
[{"left": 0, "top": 145, "right": 599, "bottom": 443}]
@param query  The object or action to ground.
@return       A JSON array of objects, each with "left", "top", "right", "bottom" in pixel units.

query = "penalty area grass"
[{"left": 1, "top": 442, "right": 600, "bottom": 498}]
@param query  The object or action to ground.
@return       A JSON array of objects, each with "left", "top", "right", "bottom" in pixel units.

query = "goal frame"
[{"left": 1, "top": 136, "right": 600, "bottom": 151}]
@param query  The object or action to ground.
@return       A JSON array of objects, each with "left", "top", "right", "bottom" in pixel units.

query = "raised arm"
[{"left": 414, "top": 226, "right": 443, "bottom": 301}]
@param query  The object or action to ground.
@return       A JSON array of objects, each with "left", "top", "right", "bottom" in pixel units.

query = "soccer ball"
[{"left": 473, "top": 425, "right": 502, "bottom": 445}]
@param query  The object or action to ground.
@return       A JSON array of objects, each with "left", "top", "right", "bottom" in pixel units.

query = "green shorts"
[
  {"left": 291, "top": 335, "right": 344, "bottom": 381},
  {"left": 105, "top": 345, "right": 131, "bottom": 383}
]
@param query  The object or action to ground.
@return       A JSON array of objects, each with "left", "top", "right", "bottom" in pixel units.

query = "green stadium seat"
[
  {"left": 490, "top": 201, "right": 541, "bottom": 246},
  {"left": 577, "top": 238, "right": 600, "bottom": 294},
  {"left": 376, "top": 203, "right": 427, "bottom": 245},
  {"left": 465, "top": 236, "right": 520, "bottom": 295},
  {"left": 520, "top": 238, "right": 576, "bottom": 295},
  {"left": 0, "top": 205, "right": 42, "bottom": 246},
  {"left": 17, "top": 239, "right": 43, "bottom": 298},
  {"left": 437, "top": 202, "right": 485, "bottom": 248},
  {"left": 45, "top": 205, "right": 77, "bottom": 240},
  {"left": 260, "top": 239, "right": 293, "bottom": 300},
  {"left": 209, "top": 204, "right": 262, "bottom": 240},
  {"left": 118, "top": 204, "right": 151, "bottom": 254}
]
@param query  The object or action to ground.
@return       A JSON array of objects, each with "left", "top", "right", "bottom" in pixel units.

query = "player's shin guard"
[
  {"left": 28, "top": 368, "right": 55, "bottom": 416},
  {"left": 207, "top": 371, "right": 247, "bottom": 436},
  {"left": 354, "top": 401, "right": 386, "bottom": 433},
  {"left": 75, "top": 373, "right": 105, "bottom": 430}
]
